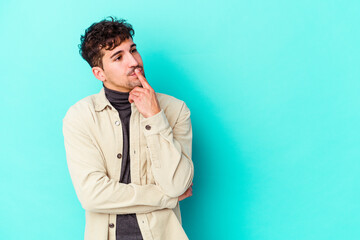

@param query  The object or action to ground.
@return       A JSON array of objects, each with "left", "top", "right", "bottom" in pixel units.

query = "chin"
[{"left": 129, "top": 80, "right": 142, "bottom": 89}]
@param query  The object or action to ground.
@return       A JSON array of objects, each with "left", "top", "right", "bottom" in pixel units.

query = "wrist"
[{"left": 144, "top": 107, "right": 161, "bottom": 118}]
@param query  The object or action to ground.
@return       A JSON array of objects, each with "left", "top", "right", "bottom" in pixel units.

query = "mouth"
[{"left": 129, "top": 67, "right": 143, "bottom": 76}]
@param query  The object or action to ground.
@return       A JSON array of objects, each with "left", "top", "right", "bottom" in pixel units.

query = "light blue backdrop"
[{"left": 1, "top": 0, "right": 359, "bottom": 239}]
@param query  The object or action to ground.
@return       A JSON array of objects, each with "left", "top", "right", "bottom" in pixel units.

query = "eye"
[
  {"left": 115, "top": 55, "right": 122, "bottom": 61},
  {"left": 131, "top": 48, "right": 137, "bottom": 53}
]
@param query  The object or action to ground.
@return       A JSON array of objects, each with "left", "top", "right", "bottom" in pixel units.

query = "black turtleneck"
[{"left": 104, "top": 85, "right": 143, "bottom": 240}]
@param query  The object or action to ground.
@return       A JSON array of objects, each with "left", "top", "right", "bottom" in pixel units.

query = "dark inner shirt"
[{"left": 104, "top": 85, "right": 143, "bottom": 240}]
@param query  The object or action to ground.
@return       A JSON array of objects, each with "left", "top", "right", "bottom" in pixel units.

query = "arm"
[
  {"left": 129, "top": 69, "right": 194, "bottom": 198},
  {"left": 62, "top": 106, "right": 178, "bottom": 214},
  {"left": 140, "top": 102, "right": 194, "bottom": 198}
]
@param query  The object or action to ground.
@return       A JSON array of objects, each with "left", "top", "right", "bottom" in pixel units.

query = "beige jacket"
[{"left": 62, "top": 88, "right": 194, "bottom": 240}]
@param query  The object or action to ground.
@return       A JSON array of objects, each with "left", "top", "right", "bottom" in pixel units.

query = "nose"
[{"left": 126, "top": 52, "right": 139, "bottom": 67}]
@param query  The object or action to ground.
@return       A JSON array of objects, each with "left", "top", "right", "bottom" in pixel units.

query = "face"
[{"left": 92, "top": 38, "right": 145, "bottom": 92}]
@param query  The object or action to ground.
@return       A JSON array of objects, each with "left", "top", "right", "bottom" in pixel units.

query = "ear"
[{"left": 92, "top": 66, "right": 106, "bottom": 82}]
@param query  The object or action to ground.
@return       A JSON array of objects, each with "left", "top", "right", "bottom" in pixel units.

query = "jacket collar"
[
  {"left": 94, "top": 88, "right": 112, "bottom": 112},
  {"left": 94, "top": 87, "right": 139, "bottom": 115}
]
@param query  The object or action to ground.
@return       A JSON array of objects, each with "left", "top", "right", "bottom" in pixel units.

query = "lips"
[{"left": 130, "top": 68, "right": 143, "bottom": 76}]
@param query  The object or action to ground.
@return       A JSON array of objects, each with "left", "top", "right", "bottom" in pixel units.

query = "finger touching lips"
[{"left": 128, "top": 67, "right": 142, "bottom": 76}]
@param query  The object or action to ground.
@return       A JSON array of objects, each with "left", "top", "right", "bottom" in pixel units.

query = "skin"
[
  {"left": 91, "top": 37, "right": 193, "bottom": 200},
  {"left": 92, "top": 38, "right": 144, "bottom": 93},
  {"left": 178, "top": 183, "right": 193, "bottom": 201}
]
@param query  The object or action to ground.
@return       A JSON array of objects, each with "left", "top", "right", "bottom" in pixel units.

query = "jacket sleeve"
[
  {"left": 140, "top": 101, "right": 194, "bottom": 197},
  {"left": 62, "top": 106, "right": 178, "bottom": 214}
]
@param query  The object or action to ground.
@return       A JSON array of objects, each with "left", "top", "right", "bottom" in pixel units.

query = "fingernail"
[{"left": 135, "top": 68, "right": 140, "bottom": 72}]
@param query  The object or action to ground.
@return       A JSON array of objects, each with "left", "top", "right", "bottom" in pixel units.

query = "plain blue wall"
[{"left": 1, "top": 0, "right": 360, "bottom": 239}]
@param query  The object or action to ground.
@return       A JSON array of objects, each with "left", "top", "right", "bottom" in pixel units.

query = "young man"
[{"left": 63, "top": 17, "right": 194, "bottom": 240}]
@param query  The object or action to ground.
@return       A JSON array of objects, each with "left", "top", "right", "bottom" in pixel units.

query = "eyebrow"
[{"left": 110, "top": 43, "right": 137, "bottom": 59}]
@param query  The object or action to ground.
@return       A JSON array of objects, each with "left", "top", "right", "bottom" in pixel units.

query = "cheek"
[
  {"left": 135, "top": 55, "right": 143, "bottom": 65},
  {"left": 108, "top": 65, "right": 127, "bottom": 77}
]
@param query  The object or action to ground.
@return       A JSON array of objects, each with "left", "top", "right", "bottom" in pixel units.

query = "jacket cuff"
[{"left": 141, "top": 109, "right": 170, "bottom": 137}]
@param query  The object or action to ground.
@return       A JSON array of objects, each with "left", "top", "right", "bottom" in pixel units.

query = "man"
[{"left": 62, "top": 17, "right": 194, "bottom": 240}]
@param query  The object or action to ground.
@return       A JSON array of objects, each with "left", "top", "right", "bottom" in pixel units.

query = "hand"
[
  {"left": 128, "top": 68, "right": 161, "bottom": 118},
  {"left": 178, "top": 183, "right": 193, "bottom": 201}
]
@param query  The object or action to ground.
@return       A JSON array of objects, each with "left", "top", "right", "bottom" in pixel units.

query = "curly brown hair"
[{"left": 79, "top": 16, "right": 135, "bottom": 68}]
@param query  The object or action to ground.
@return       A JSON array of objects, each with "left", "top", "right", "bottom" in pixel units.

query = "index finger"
[{"left": 135, "top": 68, "right": 152, "bottom": 90}]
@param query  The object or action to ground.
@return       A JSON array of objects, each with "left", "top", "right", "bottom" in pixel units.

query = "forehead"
[{"left": 102, "top": 38, "right": 135, "bottom": 59}]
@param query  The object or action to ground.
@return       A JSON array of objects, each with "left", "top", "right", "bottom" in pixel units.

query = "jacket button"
[
  {"left": 109, "top": 223, "right": 114, "bottom": 228},
  {"left": 117, "top": 153, "right": 122, "bottom": 159},
  {"left": 115, "top": 121, "right": 120, "bottom": 126},
  {"left": 145, "top": 125, "right": 151, "bottom": 130}
]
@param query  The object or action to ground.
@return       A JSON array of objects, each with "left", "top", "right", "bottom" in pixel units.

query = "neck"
[{"left": 103, "top": 84, "right": 131, "bottom": 110}]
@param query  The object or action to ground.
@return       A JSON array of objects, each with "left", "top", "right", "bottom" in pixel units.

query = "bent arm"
[
  {"left": 63, "top": 108, "right": 177, "bottom": 214},
  {"left": 141, "top": 102, "right": 194, "bottom": 197}
]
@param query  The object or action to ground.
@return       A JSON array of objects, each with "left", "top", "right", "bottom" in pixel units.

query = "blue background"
[{"left": 1, "top": 0, "right": 360, "bottom": 239}]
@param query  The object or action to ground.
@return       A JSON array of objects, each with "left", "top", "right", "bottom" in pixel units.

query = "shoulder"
[
  {"left": 156, "top": 92, "right": 190, "bottom": 110},
  {"left": 63, "top": 93, "right": 98, "bottom": 123},
  {"left": 155, "top": 92, "right": 191, "bottom": 123}
]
